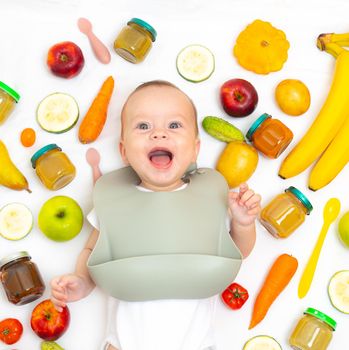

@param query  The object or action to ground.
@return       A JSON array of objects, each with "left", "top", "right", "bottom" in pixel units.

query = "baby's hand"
[
  {"left": 50, "top": 274, "right": 87, "bottom": 312},
  {"left": 228, "top": 183, "right": 261, "bottom": 226}
]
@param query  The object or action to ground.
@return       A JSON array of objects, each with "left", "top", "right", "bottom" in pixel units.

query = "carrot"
[
  {"left": 249, "top": 253, "right": 298, "bottom": 329},
  {"left": 78, "top": 76, "right": 114, "bottom": 144}
]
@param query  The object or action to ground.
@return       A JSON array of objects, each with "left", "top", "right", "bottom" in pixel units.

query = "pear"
[{"left": 0, "top": 140, "right": 31, "bottom": 192}]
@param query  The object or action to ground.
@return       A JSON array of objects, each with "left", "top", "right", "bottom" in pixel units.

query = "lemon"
[
  {"left": 328, "top": 270, "right": 349, "bottom": 314},
  {"left": 216, "top": 141, "right": 258, "bottom": 188},
  {"left": 275, "top": 79, "right": 311, "bottom": 116}
]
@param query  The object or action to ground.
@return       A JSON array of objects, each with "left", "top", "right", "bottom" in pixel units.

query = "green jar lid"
[
  {"left": 31, "top": 144, "right": 61, "bottom": 169},
  {"left": 246, "top": 113, "right": 271, "bottom": 141},
  {"left": 286, "top": 186, "right": 313, "bottom": 215},
  {"left": 304, "top": 307, "right": 337, "bottom": 331},
  {"left": 0, "top": 81, "right": 20, "bottom": 102},
  {"left": 128, "top": 18, "right": 157, "bottom": 42}
]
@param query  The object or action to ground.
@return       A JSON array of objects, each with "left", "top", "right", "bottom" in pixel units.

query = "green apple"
[
  {"left": 38, "top": 196, "right": 83, "bottom": 242},
  {"left": 338, "top": 211, "right": 349, "bottom": 248}
]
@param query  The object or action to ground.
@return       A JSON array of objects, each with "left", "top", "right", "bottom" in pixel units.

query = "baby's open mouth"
[{"left": 148, "top": 148, "right": 173, "bottom": 168}]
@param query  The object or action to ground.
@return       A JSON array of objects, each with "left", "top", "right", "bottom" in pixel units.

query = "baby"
[{"left": 51, "top": 80, "right": 261, "bottom": 350}]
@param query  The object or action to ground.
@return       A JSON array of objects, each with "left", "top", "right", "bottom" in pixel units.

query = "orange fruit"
[
  {"left": 216, "top": 141, "right": 258, "bottom": 188},
  {"left": 20, "top": 128, "right": 36, "bottom": 147},
  {"left": 275, "top": 79, "right": 311, "bottom": 116}
]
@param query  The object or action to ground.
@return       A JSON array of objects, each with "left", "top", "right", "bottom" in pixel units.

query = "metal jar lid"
[{"left": 0, "top": 251, "right": 31, "bottom": 270}]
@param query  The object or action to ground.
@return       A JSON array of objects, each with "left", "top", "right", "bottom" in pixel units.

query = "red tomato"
[
  {"left": 0, "top": 318, "right": 23, "bottom": 345},
  {"left": 221, "top": 282, "right": 249, "bottom": 310}
]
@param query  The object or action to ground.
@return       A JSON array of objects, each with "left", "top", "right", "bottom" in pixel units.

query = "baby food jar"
[
  {"left": 260, "top": 186, "right": 313, "bottom": 238},
  {"left": 0, "top": 251, "right": 45, "bottom": 305},
  {"left": 114, "top": 18, "right": 157, "bottom": 63},
  {"left": 246, "top": 113, "right": 293, "bottom": 158},
  {"left": 31, "top": 144, "right": 76, "bottom": 190},
  {"left": 0, "top": 81, "right": 20, "bottom": 125},
  {"left": 289, "top": 308, "right": 336, "bottom": 350}
]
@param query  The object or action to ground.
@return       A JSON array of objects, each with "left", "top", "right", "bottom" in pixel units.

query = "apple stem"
[
  {"left": 56, "top": 211, "right": 65, "bottom": 218},
  {"left": 60, "top": 54, "right": 69, "bottom": 63},
  {"left": 234, "top": 91, "right": 244, "bottom": 102}
]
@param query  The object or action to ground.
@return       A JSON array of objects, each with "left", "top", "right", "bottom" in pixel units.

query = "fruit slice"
[
  {"left": 0, "top": 203, "right": 33, "bottom": 240},
  {"left": 243, "top": 335, "right": 282, "bottom": 350},
  {"left": 202, "top": 116, "right": 245, "bottom": 142},
  {"left": 328, "top": 270, "right": 349, "bottom": 313},
  {"left": 176, "top": 44, "right": 215, "bottom": 82},
  {"left": 37, "top": 93, "right": 79, "bottom": 133},
  {"left": 41, "top": 341, "right": 65, "bottom": 350}
]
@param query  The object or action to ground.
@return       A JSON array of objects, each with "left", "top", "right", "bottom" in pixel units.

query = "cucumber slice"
[
  {"left": 243, "top": 335, "right": 282, "bottom": 350},
  {"left": 176, "top": 44, "right": 215, "bottom": 82},
  {"left": 0, "top": 203, "right": 33, "bottom": 240},
  {"left": 37, "top": 93, "right": 79, "bottom": 133},
  {"left": 328, "top": 270, "right": 349, "bottom": 314}
]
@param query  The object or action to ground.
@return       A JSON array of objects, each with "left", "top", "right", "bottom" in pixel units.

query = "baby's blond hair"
[{"left": 120, "top": 80, "right": 199, "bottom": 137}]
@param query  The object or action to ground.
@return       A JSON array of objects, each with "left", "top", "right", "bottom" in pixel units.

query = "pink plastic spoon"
[
  {"left": 86, "top": 147, "right": 102, "bottom": 184},
  {"left": 78, "top": 17, "right": 111, "bottom": 64}
]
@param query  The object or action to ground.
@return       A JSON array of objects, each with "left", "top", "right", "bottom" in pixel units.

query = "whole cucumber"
[
  {"left": 41, "top": 341, "right": 65, "bottom": 350},
  {"left": 202, "top": 116, "right": 245, "bottom": 142}
]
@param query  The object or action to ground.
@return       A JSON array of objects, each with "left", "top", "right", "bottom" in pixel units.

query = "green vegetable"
[
  {"left": 202, "top": 116, "right": 245, "bottom": 142},
  {"left": 243, "top": 335, "right": 282, "bottom": 350},
  {"left": 328, "top": 270, "right": 349, "bottom": 314},
  {"left": 37, "top": 92, "right": 79, "bottom": 133},
  {"left": 176, "top": 45, "right": 215, "bottom": 83},
  {"left": 41, "top": 341, "right": 65, "bottom": 350}
]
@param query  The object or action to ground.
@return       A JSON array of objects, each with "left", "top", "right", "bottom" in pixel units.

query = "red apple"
[
  {"left": 220, "top": 78, "right": 258, "bottom": 117},
  {"left": 31, "top": 299, "right": 70, "bottom": 341},
  {"left": 47, "top": 41, "right": 84, "bottom": 78}
]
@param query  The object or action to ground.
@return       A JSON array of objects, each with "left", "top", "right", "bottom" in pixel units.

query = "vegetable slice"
[
  {"left": 0, "top": 203, "right": 33, "bottom": 240},
  {"left": 176, "top": 44, "right": 215, "bottom": 82},
  {"left": 37, "top": 93, "right": 79, "bottom": 133},
  {"left": 328, "top": 270, "right": 349, "bottom": 314},
  {"left": 243, "top": 335, "right": 282, "bottom": 350}
]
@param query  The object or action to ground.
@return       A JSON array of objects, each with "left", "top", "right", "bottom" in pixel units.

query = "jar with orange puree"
[
  {"left": 31, "top": 144, "right": 76, "bottom": 190},
  {"left": 260, "top": 186, "right": 313, "bottom": 238},
  {"left": 0, "top": 81, "right": 20, "bottom": 125},
  {"left": 114, "top": 18, "right": 157, "bottom": 63},
  {"left": 246, "top": 113, "right": 293, "bottom": 158},
  {"left": 289, "top": 308, "right": 336, "bottom": 350}
]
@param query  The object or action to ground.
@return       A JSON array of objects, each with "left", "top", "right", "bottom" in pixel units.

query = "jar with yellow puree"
[
  {"left": 0, "top": 81, "right": 20, "bottom": 125},
  {"left": 114, "top": 18, "right": 157, "bottom": 63},
  {"left": 0, "top": 251, "right": 45, "bottom": 305},
  {"left": 31, "top": 144, "right": 76, "bottom": 190},
  {"left": 260, "top": 186, "right": 313, "bottom": 238},
  {"left": 289, "top": 308, "right": 336, "bottom": 350}
]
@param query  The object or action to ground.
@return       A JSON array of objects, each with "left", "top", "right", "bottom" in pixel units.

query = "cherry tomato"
[
  {"left": 221, "top": 282, "right": 249, "bottom": 310},
  {"left": 20, "top": 128, "right": 36, "bottom": 147},
  {"left": 0, "top": 318, "right": 23, "bottom": 345}
]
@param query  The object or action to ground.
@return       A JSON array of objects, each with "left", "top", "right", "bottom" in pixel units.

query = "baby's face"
[{"left": 119, "top": 85, "right": 200, "bottom": 191}]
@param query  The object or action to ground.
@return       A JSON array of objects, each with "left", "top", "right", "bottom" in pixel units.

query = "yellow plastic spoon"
[{"left": 298, "top": 198, "right": 341, "bottom": 299}]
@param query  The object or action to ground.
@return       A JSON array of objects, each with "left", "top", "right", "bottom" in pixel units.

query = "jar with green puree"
[
  {"left": 114, "top": 18, "right": 157, "bottom": 63},
  {"left": 0, "top": 81, "right": 20, "bottom": 125},
  {"left": 289, "top": 308, "right": 336, "bottom": 350}
]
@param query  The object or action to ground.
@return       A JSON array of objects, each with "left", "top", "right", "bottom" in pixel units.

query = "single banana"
[
  {"left": 0, "top": 140, "right": 31, "bottom": 192},
  {"left": 308, "top": 110, "right": 349, "bottom": 191},
  {"left": 279, "top": 48, "right": 349, "bottom": 179}
]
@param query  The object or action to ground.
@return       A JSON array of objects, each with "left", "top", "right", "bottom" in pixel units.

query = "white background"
[{"left": 0, "top": 0, "right": 348, "bottom": 348}]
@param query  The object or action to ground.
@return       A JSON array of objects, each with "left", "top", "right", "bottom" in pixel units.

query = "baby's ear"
[
  {"left": 194, "top": 138, "right": 201, "bottom": 159},
  {"left": 119, "top": 141, "right": 129, "bottom": 165}
]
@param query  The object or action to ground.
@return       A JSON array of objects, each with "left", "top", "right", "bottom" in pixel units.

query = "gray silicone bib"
[{"left": 87, "top": 166, "right": 242, "bottom": 301}]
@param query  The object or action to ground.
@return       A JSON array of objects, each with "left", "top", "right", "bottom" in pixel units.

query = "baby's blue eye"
[
  {"left": 137, "top": 122, "right": 150, "bottom": 130},
  {"left": 169, "top": 121, "right": 181, "bottom": 129}
]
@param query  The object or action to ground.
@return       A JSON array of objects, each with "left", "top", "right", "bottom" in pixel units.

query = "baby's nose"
[{"left": 150, "top": 129, "right": 168, "bottom": 140}]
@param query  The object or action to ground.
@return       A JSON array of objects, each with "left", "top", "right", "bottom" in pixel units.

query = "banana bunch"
[{"left": 279, "top": 32, "right": 349, "bottom": 191}]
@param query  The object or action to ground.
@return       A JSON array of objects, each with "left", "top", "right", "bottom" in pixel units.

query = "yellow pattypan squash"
[{"left": 233, "top": 19, "right": 290, "bottom": 74}]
